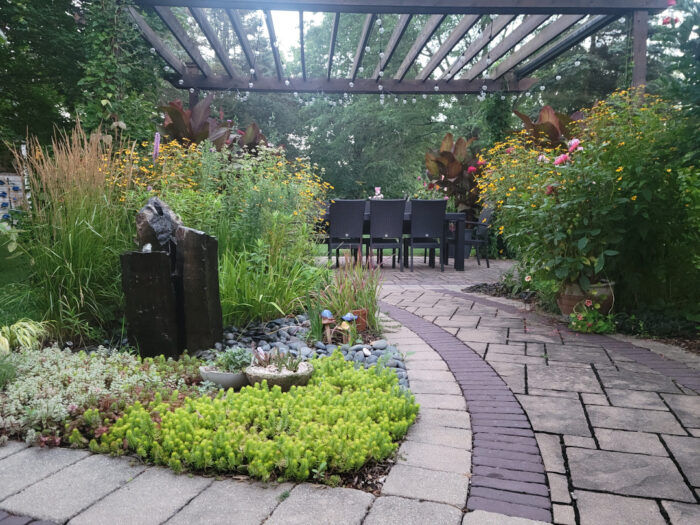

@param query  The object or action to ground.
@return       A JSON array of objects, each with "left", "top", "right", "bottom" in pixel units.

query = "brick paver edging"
[
  {"left": 441, "top": 289, "right": 700, "bottom": 393},
  {"left": 380, "top": 300, "right": 553, "bottom": 523}
]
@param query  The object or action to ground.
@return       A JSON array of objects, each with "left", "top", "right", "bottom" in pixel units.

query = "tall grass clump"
[
  {"left": 320, "top": 258, "right": 382, "bottom": 332},
  {"left": 11, "top": 123, "right": 133, "bottom": 342},
  {"left": 219, "top": 212, "right": 329, "bottom": 327}
]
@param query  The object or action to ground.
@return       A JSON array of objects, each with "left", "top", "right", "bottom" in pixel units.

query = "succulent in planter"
[
  {"left": 245, "top": 347, "right": 313, "bottom": 391},
  {"left": 199, "top": 347, "right": 252, "bottom": 390}
]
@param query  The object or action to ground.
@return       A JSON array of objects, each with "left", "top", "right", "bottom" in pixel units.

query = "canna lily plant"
[
  {"left": 513, "top": 105, "right": 583, "bottom": 149},
  {"left": 424, "top": 133, "right": 483, "bottom": 221},
  {"left": 159, "top": 93, "right": 232, "bottom": 150}
]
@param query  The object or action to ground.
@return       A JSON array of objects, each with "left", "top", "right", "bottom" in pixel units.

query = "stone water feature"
[{"left": 120, "top": 198, "right": 222, "bottom": 358}]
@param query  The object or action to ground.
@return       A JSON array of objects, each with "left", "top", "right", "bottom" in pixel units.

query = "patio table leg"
[{"left": 455, "top": 218, "right": 465, "bottom": 271}]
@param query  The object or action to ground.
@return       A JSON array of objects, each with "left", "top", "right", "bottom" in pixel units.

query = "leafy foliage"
[
  {"left": 569, "top": 300, "right": 615, "bottom": 334},
  {"left": 0, "top": 320, "right": 49, "bottom": 354},
  {"left": 512, "top": 106, "right": 582, "bottom": 149},
  {"left": 213, "top": 347, "right": 252, "bottom": 373},
  {"left": 160, "top": 94, "right": 231, "bottom": 149},
  {"left": 425, "top": 133, "right": 482, "bottom": 220},
  {"left": 91, "top": 353, "right": 418, "bottom": 481}
]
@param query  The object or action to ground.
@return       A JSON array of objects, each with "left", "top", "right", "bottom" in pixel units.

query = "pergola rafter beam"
[
  {"left": 226, "top": 9, "right": 257, "bottom": 76},
  {"left": 299, "top": 11, "right": 306, "bottom": 80},
  {"left": 128, "top": 7, "right": 187, "bottom": 77},
  {"left": 327, "top": 13, "right": 340, "bottom": 80},
  {"left": 154, "top": 6, "right": 212, "bottom": 77},
  {"left": 264, "top": 10, "right": 284, "bottom": 80},
  {"left": 372, "top": 14, "right": 412, "bottom": 80},
  {"left": 416, "top": 15, "right": 480, "bottom": 81},
  {"left": 136, "top": 1, "right": 668, "bottom": 16},
  {"left": 349, "top": 13, "right": 376, "bottom": 81},
  {"left": 394, "top": 15, "right": 446, "bottom": 81},
  {"left": 190, "top": 7, "right": 239, "bottom": 78},
  {"left": 462, "top": 14, "right": 549, "bottom": 81},
  {"left": 174, "top": 74, "right": 537, "bottom": 93},
  {"left": 441, "top": 15, "right": 515, "bottom": 82},
  {"left": 515, "top": 14, "right": 618, "bottom": 77},
  {"left": 489, "top": 14, "right": 584, "bottom": 80}
]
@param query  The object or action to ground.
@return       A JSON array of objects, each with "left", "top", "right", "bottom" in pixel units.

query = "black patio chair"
[
  {"left": 445, "top": 206, "right": 494, "bottom": 268},
  {"left": 368, "top": 199, "right": 405, "bottom": 271},
  {"left": 407, "top": 199, "right": 446, "bottom": 272},
  {"left": 327, "top": 199, "right": 366, "bottom": 267}
]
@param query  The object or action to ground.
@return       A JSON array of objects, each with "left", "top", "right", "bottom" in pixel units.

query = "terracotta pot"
[
  {"left": 557, "top": 281, "right": 615, "bottom": 315},
  {"left": 352, "top": 308, "right": 368, "bottom": 332}
]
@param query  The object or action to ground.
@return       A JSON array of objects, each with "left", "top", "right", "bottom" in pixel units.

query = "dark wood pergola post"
[
  {"left": 186, "top": 63, "right": 201, "bottom": 107},
  {"left": 632, "top": 10, "right": 649, "bottom": 88}
]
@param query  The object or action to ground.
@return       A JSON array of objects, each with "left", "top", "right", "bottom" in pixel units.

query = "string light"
[
  {"left": 379, "top": 71, "right": 384, "bottom": 77},
  {"left": 248, "top": 82, "right": 254, "bottom": 88},
  {"left": 284, "top": 79, "right": 290, "bottom": 86},
  {"left": 358, "top": 66, "right": 364, "bottom": 74},
  {"left": 349, "top": 81, "right": 355, "bottom": 88},
  {"left": 150, "top": 48, "right": 156, "bottom": 54},
  {"left": 379, "top": 27, "right": 385, "bottom": 34},
  {"left": 434, "top": 86, "right": 440, "bottom": 92},
  {"left": 412, "top": 98, "right": 417, "bottom": 104},
  {"left": 422, "top": 94, "right": 427, "bottom": 99},
  {"left": 378, "top": 84, "right": 383, "bottom": 90},
  {"left": 250, "top": 68, "right": 256, "bottom": 75},
  {"left": 365, "top": 46, "right": 370, "bottom": 53},
  {"left": 574, "top": 60, "right": 581, "bottom": 67},
  {"left": 178, "top": 79, "right": 184, "bottom": 85},
  {"left": 556, "top": 75, "right": 562, "bottom": 81},
  {"left": 189, "top": 88, "right": 195, "bottom": 94}
]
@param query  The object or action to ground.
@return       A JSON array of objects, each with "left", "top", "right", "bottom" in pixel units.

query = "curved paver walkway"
[{"left": 380, "top": 258, "right": 700, "bottom": 525}]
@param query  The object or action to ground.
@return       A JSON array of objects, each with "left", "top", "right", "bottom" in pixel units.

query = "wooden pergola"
[{"left": 129, "top": 1, "right": 665, "bottom": 98}]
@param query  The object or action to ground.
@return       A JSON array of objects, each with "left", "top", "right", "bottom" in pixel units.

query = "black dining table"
[{"left": 322, "top": 200, "right": 467, "bottom": 271}]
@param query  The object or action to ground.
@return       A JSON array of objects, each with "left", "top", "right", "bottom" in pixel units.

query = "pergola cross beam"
[{"left": 130, "top": 1, "right": 660, "bottom": 96}]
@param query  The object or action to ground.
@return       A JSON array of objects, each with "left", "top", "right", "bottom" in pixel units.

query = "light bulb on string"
[
  {"left": 434, "top": 85, "right": 440, "bottom": 92},
  {"left": 422, "top": 94, "right": 427, "bottom": 99},
  {"left": 412, "top": 98, "right": 416, "bottom": 104},
  {"left": 540, "top": 85, "right": 545, "bottom": 91},
  {"left": 501, "top": 95, "right": 506, "bottom": 100},
  {"left": 285, "top": 79, "right": 290, "bottom": 86},
  {"left": 365, "top": 46, "right": 370, "bottom": 53},
  {"left": 379, "top": 27, "right": 385, "bottom": 34},
  {"left": 379, "top": 52, "right": 385, "bottom": 59},
  {"left": 249, "top": 82, "right": 254, "bottom": 89},
  {"left": 556, "top": 75, "right": 562, "bottom": 81},
  {"left": 379, "top": 71, "right": 384, "bottom": 77},
  {"left": 189, "top": 88, "right": 195, "bottom": 94},
  {"left": 178, "top": 79, "right": 184, "bottom": 85},
  {"left": 250, "top": 68, "right": 255, "bottom": 75},
  {"left": 482, "top": 85, "right": 488, "bottom": 91},
  {"left": 358, "top": 67, "right": 364, "bottom": 74},
  {"left": 378, "top": 84, "right": 383, "bottom": 91},
  {"left": 403, "top": 99, "right": 407, "bottom": 104},
  {"left": 574, "top": 60, "right": 581, "bottom": 67},
  {"left": 394, "top": 97, "right": 399, "bottom": 103},
  {"left": 150, "top": 48, "right": 156, "bottom": 54},
  {"left": 376, "top": 18, "right": 382, "bottom": 25},
  {"left": 349, "top": 81, "right": 354, "bottom": 88}
]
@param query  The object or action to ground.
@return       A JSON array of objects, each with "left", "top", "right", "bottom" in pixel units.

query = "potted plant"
[
  {"left": 245, "top": 347, "right": 313, "bottom": 392},
  {"left": 199, "top": 347, "right": 251, "bottom": 390}
]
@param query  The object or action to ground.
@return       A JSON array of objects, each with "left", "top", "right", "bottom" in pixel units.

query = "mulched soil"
[{"left": 337, "top": 457, "right": 395, "bottom": 495}]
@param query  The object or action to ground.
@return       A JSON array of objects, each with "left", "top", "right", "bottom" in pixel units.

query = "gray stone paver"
[
  {"left": 662, "top": 435, "right": 700, "bottom": 487},
  {"left": 518, "top": 395, "right": 591, "bottom": 437},
  {"left": 406, "top": 421, "right": 472, "bottom": 449},
  {"left": 0, "top": 447, "right": 90, "bottom": 501},
  {"left": 1, "top": 454, "right": 146, "bottom": 523},
  {"left": 662, "top": 393, "right": 700, "bottom": 427},
  {"left": 416, "top": 407, "right": 471, "bottom": 429},
  {"left": 363, "top": 496, "right": 462, "bottom": 525},
  {"left": 462, "top": 510, "right": 550, "bottom": 524},
  {"left": 587, "top": 405, "right": 686, "bottom": 434},
  {"left": 574, "top": 491, "right": 667, "bottom": 525},
  {"left": 526, "top": 365, "right": 602, "bottom": 393},
  {"left": 266, "top": 484, "right": 373, "bottom": 525},
  {"left": 605, "top": 388, "right": 668, "bottom": 410},
  {"left": 595, "top": 428, "right": 668, "bottom": 456},
  {"left": 567, "top": 448, "right": 695, "bottom": 501},
  {"left": 69, "top": 466, "right": 212, "bottom": 525},
  {"left": 396, "top": 440, "right": 471, "bottom": 473},
  {"left": 165, "top": 480, "right": 293, "bottom": 525},
  {"left": 0, "top": 441, "right": 28, "bottom": 460},
  {"left": 662, "top": 501, "right": 700, "bottom": 525},
  {"left": 381, "top": 464, "right": 470, "bottom": 507}
]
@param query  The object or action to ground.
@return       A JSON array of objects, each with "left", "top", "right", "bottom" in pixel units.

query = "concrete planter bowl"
[
  {"left": 245, "top": 362, "right": 314, "bottom": 392},
  {"left": 199, "top": 367, "right": 249, "bottom": 390}
]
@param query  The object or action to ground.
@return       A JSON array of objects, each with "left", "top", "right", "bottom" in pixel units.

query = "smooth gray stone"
[
  {"left": 69, "top": 467, "right": 212, "bottom": 525},
  {"left": 0, "top": 447, "right": 90, "bottom": 501},
  {"left": 371, "top": 340, "right": 388, "bottom": 350},
  {"left": 327, "top": 344, "right": 338, "bottom": 353},
  {"left": 266, "top": 484, "right": 373, "bottom": 525},
  {"left": 662, "top": 435, "right": 700, "bottom": 487},
  {"left": 1, "top": 454, "right": 145, "bottom": 523},
  {"left": 314, "top": 342, "right": 326, "bottom": 350},
  {"left": 353, "top": 353, "right": 365, "bottom": 363},
  {"left": 518, "top": 395, "right": 591, "bottom": 437},
  {"left": 166, "top": 479, "right": 293, "bottom": 525},
  {"left": 568, "top": 448, "right": 694, "bottom": 502},
  {"left": 367, "top": 355, "right": 379, "bottom": 365},
  {"left": 350, "top": 344, "right": 366, "bottom": 352},
  {"left": 574, "top": 490, "right": 666, "bottom": 525},
  {"left": 364, "top": 496, "right": 461, "bottom": 525}
]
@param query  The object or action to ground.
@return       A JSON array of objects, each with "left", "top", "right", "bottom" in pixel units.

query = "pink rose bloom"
[
  {"left": 585, "top": 299, "right": 593, "bottom": 307},
  {"left": 467, "top": 166, "right": 477, "bottom": 173},
  {"left": 374, "top": 187, "right": 381, "bottom": 195},
  {"left": 553, "top": 153, "right": 569, "bottom": 166},
  {"left": 577, "top": 314, "right": 584, "bottom": 321},
  {"left": 568, "top": 138, "right": 580, "bottom": 152}
]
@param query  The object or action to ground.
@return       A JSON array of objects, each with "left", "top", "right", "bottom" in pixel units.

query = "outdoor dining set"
[{"left": 322, "top": 199, "right": 493, "bottom": 272}]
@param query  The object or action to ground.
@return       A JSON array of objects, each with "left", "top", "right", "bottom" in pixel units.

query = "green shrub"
[
  {"left": 92, "top": 353, "right": 418, "bottom": 481},
  {"left": 214, "top": 347, "right": 252, "bottom": 373},
  {"left": 480, "top": 90, "right": 699, "bottom": 313},
  {"left": 0, "top": 319, "right": 49, "bottom": 353},
  {"left": 0, "top": 356, "right": 16, "bottom": 391}
]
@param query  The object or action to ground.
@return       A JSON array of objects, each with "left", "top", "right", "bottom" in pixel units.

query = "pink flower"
[
  {"left": 467, "top": 166, "right": 477, "bottom": 173},
  {"left": 444, "top": 196, "right": 449, "bottom": 200},
  {"left": 545, "top": 185, "right": 554, "bottom": 195},
  {"left": 584, "top": 299, "right": 593, "bottom": 307},
  {"left": 577, "top": 314, "right": 584, "bottom": 321},
  {"left": 506, "top": 147, "right": 514, "bottom": 154},
  {"left": 662, "top": 16, "right": 672, "bottom": 24},
  {"left": 553, "top": 153, "right": 570, "bottom": 166},
  {"left": 477, "top": 159, "right": 486, "bottom": 166},
  {"left": 524, "top": 275, "right": 532, "bottom": 282},
  {"left": 374, "top": 187, "right": 381, "bottom": 195},
  {"left": 667, "top": 0, "right": 676, "bottom": 5},
  {"left": 568, "top": 138, "right": 580, "bottom": 152},
  {"left": 537, "top": 154, "right": 549, "bottom": 163}
]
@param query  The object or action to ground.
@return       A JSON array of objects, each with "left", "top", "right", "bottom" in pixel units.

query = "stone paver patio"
[{"left": 1, "top": 258, "right": 698, "bottom": 524}]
